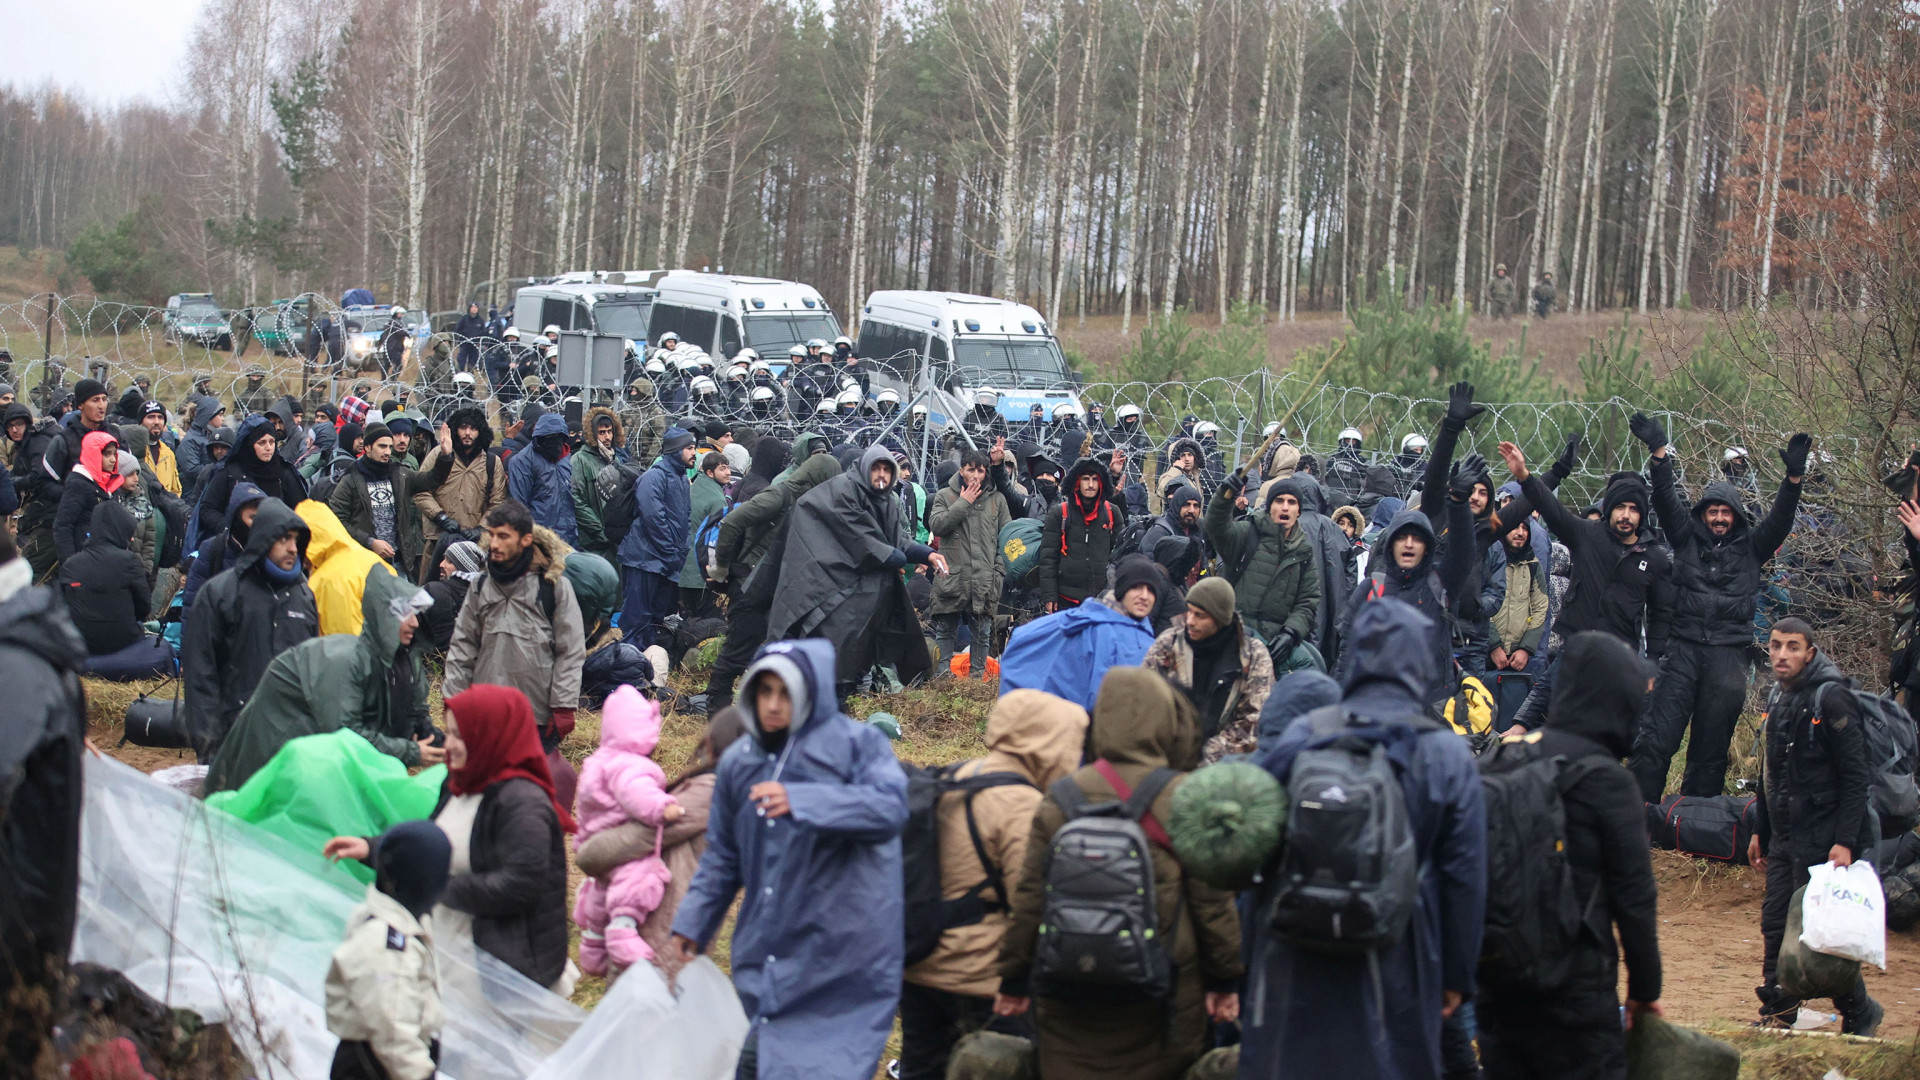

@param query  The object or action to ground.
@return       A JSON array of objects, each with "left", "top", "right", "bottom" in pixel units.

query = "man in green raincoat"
[{"left": 204, "top": 568, "right": 441, "bottom": 794}]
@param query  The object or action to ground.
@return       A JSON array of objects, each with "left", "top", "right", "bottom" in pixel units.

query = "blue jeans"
[{"left": 619, "top": 568, "right": 677, "bottom": 650}]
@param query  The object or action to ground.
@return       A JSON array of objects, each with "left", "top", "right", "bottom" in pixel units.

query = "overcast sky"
[{"left": 5, "top": 0, "right": 202, "bottom": 107}]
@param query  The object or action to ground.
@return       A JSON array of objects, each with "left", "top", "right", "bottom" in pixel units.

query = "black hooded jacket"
[
  {"left": 732, "top": 435, "right": 791, "bottom": 508},
  {"left": 58, "top": 501, "right": 150, "bottom": 655},
  {"left": 1494, "top": 631, "right": 1663, "bottom": 1024},
  {"left": 1756, "top": 649, "right": 1875, "bottom": 858},
  {"left": 1038, "top": 457, "right": 1126, "bottom": 606},
  {"left": 1334, "top": 501, "right": 1476, "bottom": 704},
  {"left": 181, "top": 498, "right": 319, "bottom": 757},
  {"left": 1649, "top": 455, "right": 1799, "bottom": 647},
  {"left": 0, "top": 578, "right": 88, "bottom": 996},
  {"left": 1521, "top": 471, "right": 1674, "bottom": 659},
  {"left": 196, "top": 414, "right": 308, "bottom": 536}
]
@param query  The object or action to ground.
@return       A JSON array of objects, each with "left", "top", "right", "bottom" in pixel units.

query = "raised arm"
[
  {"left": 1751, "top": 434, "right": 1809, "bottom": 560},
  {"left": 1503, "top": 440, "right": 1586, "bottom": 550},
  {"left": 1419, "top": 382, "right": 1486, "bottom": 522}
]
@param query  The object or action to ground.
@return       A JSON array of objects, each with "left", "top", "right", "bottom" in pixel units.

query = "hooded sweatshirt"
[
  {"left": 58, "top": 500, "right": 149, "bottom": 654},
  {"left": 53, "top": 430, "right": 125, "bottom": 563},
  {"left": 575, "top": 684, "right": 677, "bottom": 838},
  {"left": 1333, "top": 501, "right": 1477, "bottom": 706}
]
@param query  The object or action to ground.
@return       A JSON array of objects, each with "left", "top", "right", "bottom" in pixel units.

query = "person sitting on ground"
[
  {"left": 572, "top": 686, "right": 686, "bottom": 976},
  {"left": 1476, "top": 632, "right": 1664, "bottom": 1080},
  {"left": 421, "top": 539, "right": 485, "bottom": 654},
  {"left": 59, "top": 500, "right": 172, "bottom": 678},
  {"left": 53, "top": 430, "right": 123, "bottom": 566},
  {"left": 998, "top": 555, "right": 1161, "bottom": 713},
  {"left": 1141, "top": 577, "right": 1274, "bottom": 763},
  {"left": 1748, "top": 618, "right": 1883, "bottom": 1035},
  {"left": 205, "top": 570, "right": 441, "bottom": 793},
  {"left": 325, "top": 821, "right": 451, "bottom": 1080},
  {"left": 994, "top": 667, "right": 1243, "bottom": 1080},
  {"left": 195, "top": 414, "right": 308, "bottom": 540},
  {"left": 327, "top": 684, "right": 577, "bottom": 994},
  {"left": 181, "top": 497, "right": 318, "bottom": 762},
  {"left": 671, "top": 639, "right": 910, "bottom": 1080},
  {"left": 898, "top": 690, "right": 1087, "bottom": 1080}
]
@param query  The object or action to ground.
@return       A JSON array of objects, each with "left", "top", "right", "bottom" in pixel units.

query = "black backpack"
[
  {"left": 1811, "top": 681, "right": 1920, "bottom": 833},
  {"left": 1268, "top": 706, "right": 1423, "bottom": 955},
  {"left": 1477, "top": 735, "right": 1604, "bottom": 994},
  {"left": 1032, "top": 764, "right": 1178, "bottom": 1002},
  {"left": 902, "top": 763, "right": 1039, "bottom": 966},
  {"left": 1109, "top": 516, "right": 1155, "bottom": 564},
  {"left": 595, "top": 459, "right": 647, "bottom": 539}
]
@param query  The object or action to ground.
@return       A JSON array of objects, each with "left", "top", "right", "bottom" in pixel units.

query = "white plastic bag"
[
  {"left": 524, "top": 958, "right": 747, "bottom": 1080},
  {"left": 1799, "top": 860, "right": 1887, "bottom": 970}
]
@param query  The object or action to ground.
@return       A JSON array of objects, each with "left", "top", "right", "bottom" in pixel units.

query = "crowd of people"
[{"left": 4, "top": 355, "right": 1918, "bottom": 1080}]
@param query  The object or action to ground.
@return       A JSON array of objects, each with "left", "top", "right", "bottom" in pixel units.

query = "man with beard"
[
  {"left": 1141, "top": 482, "right": 1205, "bottom": 578},
  {"left": 570, "top": 407, "right": 630, "bottom": 561},
  {"left": 1020, "top": 452, "right": 1064, "bottom": 520},
  {"left": 1209, "top": 474, "right": 1321, "bottom": 668},
  {"left": 1037, "top": 458, "right": 1126, "bottom": 613},
  {"left": 507, "top": 413, "right": 578, "bottom": 544},
  {"left": 766, "top": 444, "right": 949, "bottom": 701},
  {"left": 1500, "top": 439, "right": 1674, "bottom": 732},
  {"left": 1628, "top": 415, "right": 1807, "bottom": 802},
  {"left": 329, "top": 424, "right": 425, "bottom": 583}
]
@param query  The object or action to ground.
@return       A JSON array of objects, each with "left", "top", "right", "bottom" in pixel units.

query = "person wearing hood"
[
  {"left": 444, "top": 501, "right": 585, "bottom": 752},
  {"left": 1331, "top": 461, "right": 1479, "bottom": 712},
  {"left": 328, "top": 423, "right": 425, "bottom": 584},
  {"left": 59, "top": 500, "right": 171, "bottom": 677},
  {"left": 175, "top": 394, "right": 226, "bottom": 482},
  {"left": 325, "top": 820, "right": 450, "bottom": 1080},
  {"left": 1746, "top": 618, "right": 1883, "bottom": 1033},
  {"left": 731, "top": 435, "right": 790, "bottom": 508},
  {"left": 330, "top": 684, "right": 578, "bottom": 992},
  {"left": 310, "top": 420, "right": 361, "bottom": 488},
  {"left": 182, "top": 498, "right": 319, "bottom": 759},
  {"left": 2, "top": 400, "right": 33, "bottom": 473},
  {"left": 195, "top": 413, "right": 307, "bottom": 545},
  {"left": 899, "top": 690, "right": 1088, "bottom": 1079},
  {"left": 265, "top": 396, "right": 305, "bottom": 470},
  {"left": 1628, "top": 418, "right": 1807, "bottom": 802},
  {"left": 994, "top": 667, "right": 1243, "bottom": 1080},
  {"left": 670, "top": 639, "right": 910, "bottom": 1080},
  {"left": 702, "top": 437, "right": 842, "bottom": 711},
  {"left": 205, "top": 571, "right": 440, "bottom": 793},
  {"left": 0, "top": 526, "right": 89, "bottom": 1035},
  {"left": 930, "top": 449, "right": 1012, "bottom": 679},
  {"left": 414, "top": 405, "right": 508, "bottom": 573},
  {"left": 1142, "top": 577, "right": 1275, "bottom": 762},
  {"left": 1019, "top": 451, "right": 1064, "bottom": 520},
  {"left": 767, "top": 444, "right": 947, "bottom": 698},
  {"left": 1207, "top": 472, "right": 1321, "bottom": 665},
  {"left": 1245, "top": 599, "right": 1486, "bottom": 1080},
  {"left": 37, "top": 377, "right": 114, "bottom": 491},
  {"left": 617, "top": 426, "right": 696, "bottom": 649},
  {"left": 183, "top": 481, "right": 270, "bottom": 619},
  {"left": 569, "top": 406, "right": 630, "bottom": 560},
  {"left": 507, "top": 412, "right": 577, "bottom": 544},
  {"left": 1477, "top": 632, "right": 1664, "bottom": 1080},
  {"left": 1500, "top": 439, "right": 1673, "bottom": 729},
  {"left": 1037, "top": 457, "right": 1126, "bottom": 612},
  {"left": 53, "top": 429, "right": 124, "bottom": 565},
  {"left": 1255, "top": 668, "right": 1343, "bottom": 750},
  {"left": 1141, "top": 482, "right": 1206, "bottom": 581},
  {"left": 679, "top": 445, "right": 731, "bottom": 611},
  {"left": 1485, "top": 514, "right": 1551, "bottom": 692},
  {"left": 1157, "top": 438, "right": 1206, "bottom": 512},
  {"left": 999, "top": 557, "right": 1161, "bottom": 712}
]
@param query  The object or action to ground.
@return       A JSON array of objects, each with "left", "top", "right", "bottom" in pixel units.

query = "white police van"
[
  {"left": 854, "top": 291, "right": 1080, "bottom": 427},
  {"left": 511, "top": 278, "right": 657, "bottom": 346},
  {"left": 645, "top": 272, "right": 841, "bottom": 363}
]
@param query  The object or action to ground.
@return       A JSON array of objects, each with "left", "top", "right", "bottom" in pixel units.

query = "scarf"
[
  {"left": 356, "top": 453, "right": 393, "bottom": 481},
  {"left": 488, "top": 543, "right": 535, "bottom": 586},
  {"left": 259, "top": 553, "right": 304, "bottom": 586},
  {"left": 444, "top": 685, "right": 576, "bottom": 832}
]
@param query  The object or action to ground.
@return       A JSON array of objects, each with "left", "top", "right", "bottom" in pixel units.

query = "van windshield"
[
  {"left": 178, "top": 298, "right": 222, "bottom": 319},
  {"left": 743, "top": 312, "right": 841, "bottom": 354},
  {"left": 952, "top": 338, "right": 1070, "bottom": 389},
  {"left": 593, "top": 300, "right": 650, "bottom": 339}
]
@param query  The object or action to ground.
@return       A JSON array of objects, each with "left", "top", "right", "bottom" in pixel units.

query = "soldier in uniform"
[{"left": 1488, "top": 263, "right": 1516, "bottom": 319}]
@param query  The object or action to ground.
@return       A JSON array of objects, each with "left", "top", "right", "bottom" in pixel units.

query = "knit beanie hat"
[
  {"left": 662, "top": 426, "right": 695, "bottom": 455},
  {"left": 444, "top": 540, "right": 486, "bottom": 575},
  {"left": 74, "top": 378, "right": 109, "bottom": 405},
  {"left": 363, "top": 422, "right": 393, "bottom": 445},
  {"left": 1110, "top": 554, "right": 1163, "bottom": 609},
  {"left": 1185, "top": 577, "right": 1236, "bottom": 625}
]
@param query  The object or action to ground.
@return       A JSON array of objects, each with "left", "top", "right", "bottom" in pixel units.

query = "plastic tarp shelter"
[{"left": 72, "top": 755, "right": 748, "bottom": 1080}]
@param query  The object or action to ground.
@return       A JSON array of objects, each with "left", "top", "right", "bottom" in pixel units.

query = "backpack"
[
  {"left": 1476, "top": 735, "right": 1605, "bottom": 994},
  {"left": 1267, "top": 706, "right": 1422, "bottom": 955},
  {"left": 1444, "top": 675, "right": 1497, "bottom": 755},
  {"left": 692, "top": 505, "right": 729, "bottom": 582},
  {"left": 1032, "top": 762, "right": 1178, "bottom": 1001},
  {"left": 1812, "top": 682, "right": 1920, "bottom": 833},
  {"left": 1109, "top": 515, "right": 1156, "bottom": 564},
  {"left": 902, "top": 763, "right": 1039, "bottom": 966},
  {"left": 595, "top": 459, "right": 647, "bottom": 539}
]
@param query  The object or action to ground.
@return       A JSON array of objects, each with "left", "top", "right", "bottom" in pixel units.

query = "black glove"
[
  {"left": 435, "top": 514, "right": 463, "bottom": 536},
  {"left": 1448, "top": 453, "right": 1490, "bottom": 503},
  {"left": 1780, "top": 433, "right": 1811, "bottom": 478},
  {"left": 1273, "top": 629, "right": 1300, "bottom": 660},
  {"left": 1445, "top": 381, "right": 1487, "bottom": 430},
  {"left": 1548, "top": 432, "right": 1582, "bottom": 483},
  {"left": 1628, "top": 412, "right": 1668, "bottom": 453},
  {"left": 1224, "top": 469, "right": 1248, "bottom": 496}
]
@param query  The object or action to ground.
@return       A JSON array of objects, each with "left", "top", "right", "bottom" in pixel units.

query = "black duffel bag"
[
  {"left": 1655, "top": 793, "right": 1760, "bottom": 864},
  {"left": 122, "top": 678, "right": 192, "bottom": 750}
]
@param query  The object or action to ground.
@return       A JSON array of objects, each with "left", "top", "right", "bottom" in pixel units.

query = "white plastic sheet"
[
  {"left": 72, "top": 755, "right": 585, "bottom": 1080},
  {"left": 1800, "top": 860, "right": 1888, "bottom": 970},
  {"left": 524, "top": 958, "right": 748, "bottom": 1080}
]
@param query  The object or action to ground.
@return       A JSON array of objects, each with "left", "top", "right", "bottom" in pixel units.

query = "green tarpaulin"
[{"left": 204, "top": 729, "right": 446, "bottom": 883}]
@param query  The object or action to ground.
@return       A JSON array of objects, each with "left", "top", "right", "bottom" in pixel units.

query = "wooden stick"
[{"left": 1236, "top": 338, "right": 1348, "bottom": 476}]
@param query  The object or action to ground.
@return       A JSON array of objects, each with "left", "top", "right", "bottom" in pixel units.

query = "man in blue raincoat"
[
  {"left": 996, "top": 556, "right": 1161, "bottom": 712},
  {"left": 1242, "top": 598, "right": 1487, "bottom": 1080},
  {"left": 671, "top": 638, "right": 909, "bottom": 1080}
]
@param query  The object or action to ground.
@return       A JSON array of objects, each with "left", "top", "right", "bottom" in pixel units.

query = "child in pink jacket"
[{"left": 573, "top": 685, "right": 683, "bottom": 973}]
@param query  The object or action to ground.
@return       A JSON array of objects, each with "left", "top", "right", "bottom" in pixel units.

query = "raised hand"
[
  {"left": 1446, "top": 381, "right": 1487, "bottom": 428},
  {"left": 1628, "top": 412, "right": 1668, "bottom": 453},
  {"left": 1496, "top": 441, "right": 1529, "bottom": 481},
  {"left": 1780, "top": 433, "right": 1811, "bottom": 479},
  {"left": 1550, "top": 432, "right": 1582, "bottom": 479}
]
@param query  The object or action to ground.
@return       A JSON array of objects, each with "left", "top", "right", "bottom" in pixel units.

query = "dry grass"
[{"left": 1724, "top": 1028, "right": 1920, "bottom": 1079}]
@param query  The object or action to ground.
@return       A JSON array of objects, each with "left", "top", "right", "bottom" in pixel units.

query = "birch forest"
[{"left": 0, "top": 0, "right": 1906, "bottom": 324}]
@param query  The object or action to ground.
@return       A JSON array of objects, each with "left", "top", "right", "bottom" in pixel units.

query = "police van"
[
  {"left": 511, "top": 278, "right": 657, "bottom": 346},
  {"left": 645, "top": 272, "right": 841, "bottom": 363},
  {"left": 854, "top": 291, "right": 1080, "bottom": 427}
]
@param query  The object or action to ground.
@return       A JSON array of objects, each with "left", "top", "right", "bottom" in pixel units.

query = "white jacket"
[{"left": 326, "top": 885, "right": 444, "bottom": 1080}]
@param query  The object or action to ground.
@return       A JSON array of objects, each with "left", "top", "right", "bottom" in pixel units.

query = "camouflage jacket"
[{"left": 1141, "top": 616, "right": 1275, "bottom": 763}]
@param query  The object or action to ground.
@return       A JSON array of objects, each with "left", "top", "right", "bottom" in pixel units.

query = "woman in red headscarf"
[
  {"left": 54, "top": 429, "right": 125, "bottom": 564},
  {"left": 327, "top": 683, "right": 576, "bottom": 993}
]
